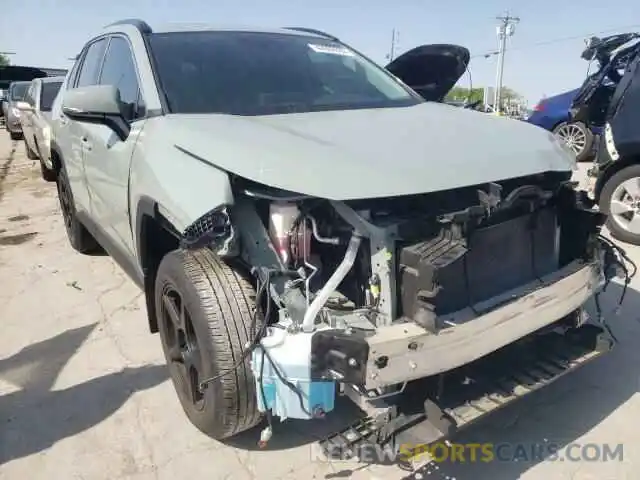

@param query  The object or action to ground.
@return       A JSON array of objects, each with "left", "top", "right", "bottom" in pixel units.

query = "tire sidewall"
[
  {"left": 599, "top": 163, "right": 640, "bottom": 245},
  {"left": 25, "top": 139, "right": 38, "bottom": 160},
  {"left": 154, "top": 251, "right": 230, "bottom": 436},
  {"left": 40, "top": 159, "right": 56, "bottom": 182},
  {"left": 56, "top": 162, "right": 82, "bottom": 248}
]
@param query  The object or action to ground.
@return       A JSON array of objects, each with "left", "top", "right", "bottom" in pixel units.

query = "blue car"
[{"left": 526, "top": 88, "right": 602, "bottom": 161}]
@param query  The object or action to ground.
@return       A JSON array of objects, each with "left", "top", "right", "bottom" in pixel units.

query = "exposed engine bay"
[{"left": 180, "top": 170, "right": 634, "bottom": 449}]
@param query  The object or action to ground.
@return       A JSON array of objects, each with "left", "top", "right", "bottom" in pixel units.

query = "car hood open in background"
[
  {"left": 580, "top": 33, "right": 640, "bottom": 61},
  {"left": 385, "top": 44, "right": 470, "bottom": 102},
  {"left": 163, "top": 102, "right": 576, "bottom": 201}
]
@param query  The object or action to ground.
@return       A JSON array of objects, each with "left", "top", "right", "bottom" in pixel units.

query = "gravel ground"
[{"left": 1, "top": 133, "right": 639, "bottom": 480}]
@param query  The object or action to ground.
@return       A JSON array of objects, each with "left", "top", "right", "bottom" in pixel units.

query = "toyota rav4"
[{"left": 48, "top": 19, "right": 633, "bottom": 456}]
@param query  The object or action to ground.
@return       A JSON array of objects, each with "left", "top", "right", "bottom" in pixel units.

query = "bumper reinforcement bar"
[{"left": 318, "top": 322, "right": 614, "bottom": 467}]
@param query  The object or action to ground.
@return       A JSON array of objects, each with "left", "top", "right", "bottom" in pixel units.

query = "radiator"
[{"left": 398, "top": 207, "right": 560, "bottom": 322}]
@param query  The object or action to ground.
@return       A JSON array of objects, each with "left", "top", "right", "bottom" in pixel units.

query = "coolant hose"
[{"left": 301, "top": 234, "right": 362, "bottom": 332}]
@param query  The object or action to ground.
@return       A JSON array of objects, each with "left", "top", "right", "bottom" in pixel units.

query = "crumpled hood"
[{"left": 166, "top": 102, "right": 575, "bottom": 200}]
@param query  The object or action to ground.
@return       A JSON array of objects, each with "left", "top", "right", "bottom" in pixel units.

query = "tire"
[
  {"left": 599, "top": 164, "right": 640, "bottom": 246},
  {"left": 155, "top": 248, "right": 263, "bottom": 439},
  {"left": 9, "top": 131, "right": 21, "bottom": 141},
  {"left": 25, "top": 140, "right": 38, "bottom": 160},
  {"left": 40, "top": 159, "right": 57, "bottom": 182},
  {"left": 33, "top": 139, "right": 56, "bottom": 181},
  {"left": 56, "top": 161, "right": 100, "bottom": 253},
  {"left": 553, "top": 121, "right": 594, "bottom": 162}
]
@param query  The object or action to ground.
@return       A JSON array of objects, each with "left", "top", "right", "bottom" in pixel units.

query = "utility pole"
[
  {"left": 493, "top": 12, "right": 519, "bottom": 113},
  {"left": 386, "top": 28, "right": 400, "bottom": 62}
]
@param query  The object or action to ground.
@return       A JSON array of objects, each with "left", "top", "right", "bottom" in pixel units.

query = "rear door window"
[
  {"left": 66, "top": 56, "right": 82, "bottom": 90},
  {"left": 76, "top": 38, "right": 108, "bottom": 88}
]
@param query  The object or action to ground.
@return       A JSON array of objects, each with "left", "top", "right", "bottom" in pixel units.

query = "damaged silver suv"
[{"left": 49, "top": 19, "right": 634, "bottom": 454}]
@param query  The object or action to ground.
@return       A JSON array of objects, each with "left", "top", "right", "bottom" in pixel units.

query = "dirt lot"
[{"left": 1, "top": 132, "right": 640, "bottom": 480}]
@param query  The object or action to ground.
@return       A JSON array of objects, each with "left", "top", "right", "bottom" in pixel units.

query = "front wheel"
[
  {"left": 25, "top": 139, "right": 38, "bottom": 160},
  {"left": 599, "top": 164, "right": 640, "bottom": 246},
  {"left": 155, "top": 248, "right": 263, "bottom": 439},
  {"left": 553, "top": 121, "right": 594, "bottom": 162}
]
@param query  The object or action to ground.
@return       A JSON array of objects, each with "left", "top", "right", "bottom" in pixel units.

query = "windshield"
[
  {"left": 40, "top": 81, "right": 62, "bottom": 112},
  {"left": 10, "top": 83, "right": 29, "bottom": 101},
  {"left": 148, "top": 31, "right": 421, "bottom": 115}
]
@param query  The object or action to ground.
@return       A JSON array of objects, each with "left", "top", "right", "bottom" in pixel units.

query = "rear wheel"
[
  {"left": 56, "top": 162, "right": 100, "bottom": 253},
  {"left": 40, "top": 159, "right": 57, "bottom": 182},
  {"left": 553, "top": 121, "right": 593, "bottom": 162},
  {"left": 33, "top": 139, "right": 56, "bottom": 181},
  {"left": 599, "top": 164, "right": 640, "bottom": 246},
  {"left": 155, "top": 248, "right": 263, "bottom": 439}
]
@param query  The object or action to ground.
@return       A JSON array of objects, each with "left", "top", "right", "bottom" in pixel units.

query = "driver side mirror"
[
  {"left": 62, "top": 85, "right": 130, "bottom": 141},
  {"left": 16, "top": 101, "right": 33, "bottom": 112}
]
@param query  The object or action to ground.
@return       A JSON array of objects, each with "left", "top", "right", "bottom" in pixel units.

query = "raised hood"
[
  {"left": 385, "top": 44, "right": 470, "bottom": 102},
  {"left": 161, "top": 102, "right": 575, "bottom": 201}
]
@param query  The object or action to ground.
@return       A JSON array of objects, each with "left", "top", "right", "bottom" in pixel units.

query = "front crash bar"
[{"left": 363, "top": 258, "right": 605, "bottom": 390}]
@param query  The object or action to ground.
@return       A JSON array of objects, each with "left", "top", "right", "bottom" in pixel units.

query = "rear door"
[
  {"left": 82, "top": 34, "right": 147, "bottom": 256},
  {"left": 21, "top": 81, "right": 37, "bottom": 149},
  {"left": 60, "top": 37, "right": 109, "bottom": 215}
]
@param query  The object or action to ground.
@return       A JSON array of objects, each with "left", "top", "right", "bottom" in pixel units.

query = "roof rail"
[
  {"left": 284, "top": 27, "right": 339, "bottom": 41},
  {"left": 105, "top": 19, "right": 152, "bottom": 34}
]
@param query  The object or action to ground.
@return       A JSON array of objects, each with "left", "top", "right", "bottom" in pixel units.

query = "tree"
[
  {"left": 0, "top": 54, "right": 10, "bottom": 66},
  {"left": 500, "top": 87, "right": 523, "bottom": 104},
  {"left": 445, "top": 85, "right": 524, "bottom": 106},
  {"left": 445, "top": 86, "right": 485, "bottom": 103}
]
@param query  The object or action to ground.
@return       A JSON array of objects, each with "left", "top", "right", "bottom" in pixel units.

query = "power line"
[{"left": 472, "top": 23, "right": 640, "bottom": 59}]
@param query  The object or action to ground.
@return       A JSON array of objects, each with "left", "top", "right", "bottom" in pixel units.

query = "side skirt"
[{"left": 76, "top": 211, "right": 144, "bottom": 290}]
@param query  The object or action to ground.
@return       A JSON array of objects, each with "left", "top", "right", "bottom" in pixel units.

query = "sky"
[{"left": 2, "top": 0, "right": 640, "bottom": 104}]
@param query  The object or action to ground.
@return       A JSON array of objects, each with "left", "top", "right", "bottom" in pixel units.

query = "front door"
[{"left": 82, "top": 35, "right": 147, "bottom": 258}]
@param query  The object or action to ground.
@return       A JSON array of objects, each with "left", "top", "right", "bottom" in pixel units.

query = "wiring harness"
[{"left": 593, "top": 234, "right": 638, "bottom": 342}]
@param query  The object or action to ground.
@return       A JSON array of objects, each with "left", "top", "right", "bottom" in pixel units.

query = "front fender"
[{"left": 129, "top": 122, "right": 235, "bottom": 262}]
